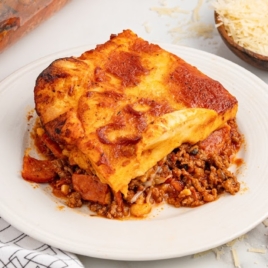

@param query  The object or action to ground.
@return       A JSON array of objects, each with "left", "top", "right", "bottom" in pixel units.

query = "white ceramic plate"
[{"left": 1, "top": 44, "right": 268, "bottom": 261}]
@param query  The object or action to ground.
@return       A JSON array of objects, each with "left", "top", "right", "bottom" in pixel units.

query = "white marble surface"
[{"left": 1, "top": 0, "right": 268, "bottom": 267}]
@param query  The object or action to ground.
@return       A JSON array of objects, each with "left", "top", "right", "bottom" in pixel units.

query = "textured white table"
[{"left": 1, "top": 1, "right": 268, "bottom": 267}]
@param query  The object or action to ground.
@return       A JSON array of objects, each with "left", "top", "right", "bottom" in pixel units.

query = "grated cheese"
[
  {"left": 159, "top": 0, "right": 168, "bottom": 7},
  {"left": 150, "top": 0, "right": 217, "bottom": 43},
  {"left": 248, "top": 248, "right": 267, "bottom": 254},
  {"left": 193, "top": 249, "right": 212, "bottom": 258},
  {"left": 169, "top": 21, "right": 215, "bottom": 44},
  {"left": 143, "top": 21, "right": 152, "bottom": 33},
  {"left": 150, "top": 6, "right": 189, "bottom": 17},
  {"left": 212, "top": 0, "right": 268, "bottom": 56},
  {"left": 231, "top": 248, "right": 241, "bottom": 268},
  {"left": 226, "top": 234, "right": 247, "bottom": 247},
  {"left": 212, "top": 247, "right": 225, "bottom": 260},
  {"left": 187, "top": 22, "right": 214, "bottom": 38},
  {"left": 193, "top": 0, "right": 204, "bottom": 21},
  {"left": 262, "top": 218, "right": 268, "bottom": 227}
]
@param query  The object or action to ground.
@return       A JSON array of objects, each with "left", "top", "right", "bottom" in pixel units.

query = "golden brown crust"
[{"left": 34, "top": 29, "right": 238, "bottom": 194}]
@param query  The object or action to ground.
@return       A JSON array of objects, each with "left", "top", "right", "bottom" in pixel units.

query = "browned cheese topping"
[{"left": 22, "top": 30, "right": 243, "bottom": 219}]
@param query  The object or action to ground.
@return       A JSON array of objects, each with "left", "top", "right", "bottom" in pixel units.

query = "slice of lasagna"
[{"left": 22, "top": 30, "right": 242, "bottom": 219}]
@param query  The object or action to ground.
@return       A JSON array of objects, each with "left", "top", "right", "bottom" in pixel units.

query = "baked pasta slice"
[{"left": 22, "top": 30, "right": 241, "bottom": 219}]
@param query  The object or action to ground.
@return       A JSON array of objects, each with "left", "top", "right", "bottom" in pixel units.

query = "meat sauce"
[{"left": 21, "top": 119, "right": 243, "bottom": 219}]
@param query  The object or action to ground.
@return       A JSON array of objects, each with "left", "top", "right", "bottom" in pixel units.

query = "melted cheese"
[{"left": 35, "top": 29, "right": 238, "bottom": 195}]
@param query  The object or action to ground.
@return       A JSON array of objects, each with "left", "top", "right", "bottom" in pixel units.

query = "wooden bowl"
[{"left": 215, "top": 12, "right": 268, "bottom": 71}]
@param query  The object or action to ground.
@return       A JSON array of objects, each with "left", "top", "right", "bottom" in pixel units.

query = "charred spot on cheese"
[
  {"left": 34, "top": 29, "right": 238, "bottom": 196},
  {"left": 44, "top": 111, "right": 84, "bottom": 145}
]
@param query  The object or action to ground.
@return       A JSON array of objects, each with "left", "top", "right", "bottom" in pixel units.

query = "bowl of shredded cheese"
[{"left": 213, "top": 0, "right": 268, "bottom": 71}]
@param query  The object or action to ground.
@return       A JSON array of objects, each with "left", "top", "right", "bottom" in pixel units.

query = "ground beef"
[{"left": 33, "top": 119, "right": 243, "bottom": 219}]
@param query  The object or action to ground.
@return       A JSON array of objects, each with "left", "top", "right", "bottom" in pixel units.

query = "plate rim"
[{"left": 1, "top": 44, "right": 268, "bottom": 261}]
